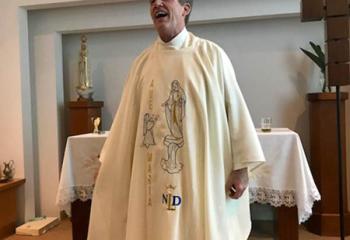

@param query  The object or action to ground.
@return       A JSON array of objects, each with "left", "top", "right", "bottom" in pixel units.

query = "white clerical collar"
[{"left": 159, "top": 27, "right": 188, "bottom": 49}]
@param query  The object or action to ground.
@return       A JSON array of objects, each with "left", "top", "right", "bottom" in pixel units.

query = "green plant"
[{"left": 300, "top": 41, "right": 330, "bottom": 92}]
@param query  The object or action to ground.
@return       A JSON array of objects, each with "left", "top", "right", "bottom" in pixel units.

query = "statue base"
[{"left": 76, "top": 87, "right": 94, "bottom": 101}]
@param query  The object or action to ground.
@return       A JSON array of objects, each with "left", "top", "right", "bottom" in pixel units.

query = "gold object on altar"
[{"left": 92, "top": 117, "right": 101, "bottom": 134}]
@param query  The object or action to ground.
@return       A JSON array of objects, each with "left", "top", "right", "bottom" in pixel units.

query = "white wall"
[{"left": 0, "top": 0, "right": 36, "bottom": 223}]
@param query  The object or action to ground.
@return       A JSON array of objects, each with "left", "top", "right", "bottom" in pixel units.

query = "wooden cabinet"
[
  {"left": 307, "top": 92, "right": 350, "bottom": 236},
  {"left": 68, "top": 101, "right": 104, "bottom": 136},
  {"left": 0, "top": 179, "right": 25, "bottom": 239}
]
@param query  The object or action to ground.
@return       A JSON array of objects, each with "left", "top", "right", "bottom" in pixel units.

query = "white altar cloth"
[
  {"left": 250, "top": 128, "right": 321, "bottom": 223},
  {"left": 56, "top": 129, "right": 320, "bottom": 223},
  {"left": 56, "top": 133, "right": 106, "bottom": 216}
]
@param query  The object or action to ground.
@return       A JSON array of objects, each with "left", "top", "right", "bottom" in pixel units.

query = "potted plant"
[{"left": 300, "top": 41, "right": 331, "bottom": 92}]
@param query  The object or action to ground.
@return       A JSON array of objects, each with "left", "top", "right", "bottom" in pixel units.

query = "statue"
[
  {"left": 76, "top": 34, "right": 94, "bottom": 101},
  {"left": 2, "top": 160, "right": 15, "bottom": 180},
  {"left": 92, "top": 117, "right": 101, "bottom": 134}
]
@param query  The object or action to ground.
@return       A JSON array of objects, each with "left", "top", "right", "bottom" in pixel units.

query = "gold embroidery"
[
  {"left": 146, "top": 153, "right": 153, "bottom": 206},
  {"left": 149, "top": 79, "right": 154, "bottom": 111},
  {"left": 161, "top": 80, "right": 186, "bottom": 174}
]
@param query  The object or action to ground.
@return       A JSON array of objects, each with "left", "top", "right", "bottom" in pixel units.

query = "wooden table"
[{"left": 0, "top": 178, "right": 25, "bottom": 239}]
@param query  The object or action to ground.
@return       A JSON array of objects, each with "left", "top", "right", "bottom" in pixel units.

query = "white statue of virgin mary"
[{"left": 76, "top": 34, "right": 94, "bottom": 100}]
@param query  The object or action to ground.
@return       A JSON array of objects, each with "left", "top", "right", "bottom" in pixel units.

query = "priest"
[{"left": 88, "top": 0, "right": 265, "bottom": 239}]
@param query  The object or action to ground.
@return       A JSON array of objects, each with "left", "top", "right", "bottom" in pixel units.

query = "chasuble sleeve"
[
  {"left": 219, "top": 49, "right": 265, "bottom": 171},
  {"left": 98, "top": 60, "right": 141, "bottom": 164}
]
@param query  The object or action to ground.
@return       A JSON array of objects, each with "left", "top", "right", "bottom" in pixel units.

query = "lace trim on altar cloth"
[
  {"left": 298, "top": 188, "right": 321, "bottom": 223},
  {"left": 74, "top": 185, "right": 94, "bottom": 201},
  {"left": 249, "top": 187, "right": 321, "bottom": 223},
  {"left": 249, "top": 187, "right": 296, "bottom": 207},
  {"left": 56, "top": 185, "right": 95, "bottom": 216},
  {"left": 57, "top": 185, "right": 95, "bottom": 208}
]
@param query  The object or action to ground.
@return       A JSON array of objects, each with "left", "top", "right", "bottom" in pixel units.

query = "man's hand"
[{"left": 225, "top": 167, "right": 249, "bottom": 199}]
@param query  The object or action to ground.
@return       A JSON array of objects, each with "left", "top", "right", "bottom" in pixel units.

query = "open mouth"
[{"left": 155, "top": 10, "right": 168, "bottom": 19}]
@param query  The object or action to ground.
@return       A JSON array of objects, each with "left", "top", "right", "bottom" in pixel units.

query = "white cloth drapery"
[{"left": 250, "top": 128, "right": 321, "bottom": 223}]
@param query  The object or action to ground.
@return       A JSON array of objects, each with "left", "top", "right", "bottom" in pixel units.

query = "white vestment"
[{"left": 88, "top": 30, "right": 265, "bottom": 240}]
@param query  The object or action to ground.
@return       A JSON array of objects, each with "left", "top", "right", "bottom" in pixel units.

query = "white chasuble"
[{"left": 88, "top": 31, "right": 265, "bottom": 240}]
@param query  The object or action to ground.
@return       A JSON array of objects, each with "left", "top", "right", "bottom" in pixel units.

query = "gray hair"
[{"left": 178, "top": 0, "right": 193, "bottom": 25}]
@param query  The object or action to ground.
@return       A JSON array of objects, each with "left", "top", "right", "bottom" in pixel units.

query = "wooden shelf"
[
  {"left": 0, "top": 178, "right": 25, "bottom": 239},
  {"left": 307, "top": 92, "right": 349, "bottom": 101},
  {"left": 0, "top": 178, "right": 25, "bottom": 192}
]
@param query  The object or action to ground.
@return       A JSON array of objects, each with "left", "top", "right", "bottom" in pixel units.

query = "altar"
[{"left": 56, "top": 128, "right": 320, "bottom": 239}]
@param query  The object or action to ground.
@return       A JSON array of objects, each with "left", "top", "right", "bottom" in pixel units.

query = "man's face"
[{"left": 150, "top": 0, "right": 190, "bottom": 41}]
